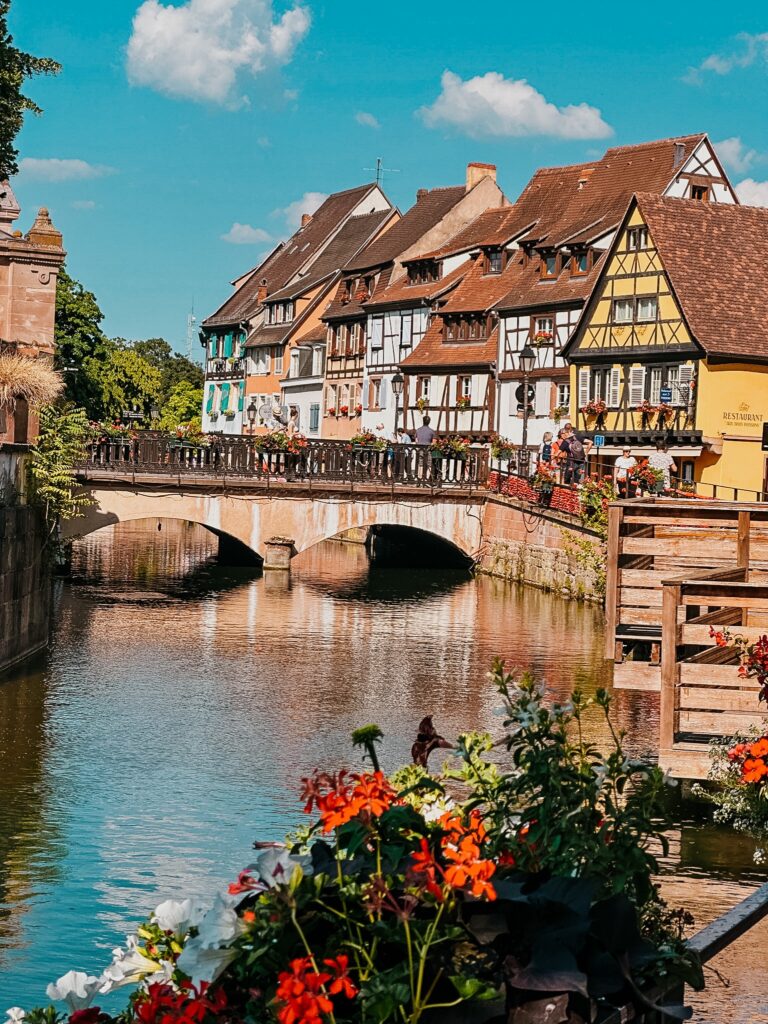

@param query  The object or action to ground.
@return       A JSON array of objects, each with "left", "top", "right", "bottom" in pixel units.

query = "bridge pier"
[{"left": 263, "top": 536, "right": 296, "bottom": 572}]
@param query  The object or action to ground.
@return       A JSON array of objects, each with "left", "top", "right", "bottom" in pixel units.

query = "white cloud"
[
  {"left": 257, "top": 136, "right": 271, "bottom": 147},
  {"left": 685, "top": 32, "right": 768, "bottom": 83},
  {"left": 418, "top": 70, "right": 613, "bottom": 140},
  {"left": 17, "top": 158, "right": 114, "bottom": 182},
  {"left": 71, "top": 200, "right": 97, "bottom": 210},
  {"left": 221, "top": 222, "right": 272, "bottom": 244},
  {"left": 273, "top": 190, "right": 327, "bottom": 229},
  {"left": 355, "top": 111, "right": 380, "bottom": 129},
  {"left": 126, "top": 0, "right": 311, "bottom": 106},
  {"left": 715, "top": 137, "right": 759, "bottom": 174},
  {"left": 736, "top": 178, "right": 768, "bottom": 207}
]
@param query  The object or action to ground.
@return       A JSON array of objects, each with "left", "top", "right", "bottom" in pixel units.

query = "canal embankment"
[{"left": 0, "top": 503, "right": 50, "bottom": 674}]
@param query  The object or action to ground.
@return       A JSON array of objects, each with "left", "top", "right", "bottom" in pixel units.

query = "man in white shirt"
[{"left": 614, "top": 447, "right": 637, "bottom": 497}]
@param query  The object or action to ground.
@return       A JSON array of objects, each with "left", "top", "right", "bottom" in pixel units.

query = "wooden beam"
[
  {"left": 688, "top": 882, "right": 768, "bottom": 963},
  {"left": 660, "top": 581, "right": 682, "bottom": 750},
  {"left": 738, "top": 509, "right": 751, "bottom": 571},
  {"left": 604, "top": 504, "right": 622, "bottom": 659}
]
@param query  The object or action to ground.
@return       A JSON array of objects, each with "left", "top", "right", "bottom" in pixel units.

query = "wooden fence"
[{"left": 605, "top": 499, "right": 768, "bottom": 692}]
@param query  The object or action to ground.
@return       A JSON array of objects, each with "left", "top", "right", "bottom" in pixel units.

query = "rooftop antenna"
[
  {"left": 364, "top": 157, "right": 400, "bottom": 188},
  {"left": 186, "top": 301, "right": 197, "bottom": 360}
]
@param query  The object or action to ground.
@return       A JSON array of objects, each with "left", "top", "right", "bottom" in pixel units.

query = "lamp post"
[
  {"left": 518, "top": 344, "right": 535, "bottom": 476},
  {"left": 391, "top": 372, "right": 404, "bottom": 437},
  {"left": 246, "top": 400, "right": 257, "bottom": 436}
]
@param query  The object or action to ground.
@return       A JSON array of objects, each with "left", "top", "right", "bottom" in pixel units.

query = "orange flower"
[
  {"left": 750, "top": 738, "right": 768, "bottom": 758},
  {"left": 299, "top": 770, "right": 397, "bottom": 833},
  {"left": 242, "top": 910, "right": 256, "bottom": 924},
  {"left": 410, "top": 838, "right": 444, "bottom": 902},
  {"left": 275, "top": 958, "right": 332, "bottom": 1024},
  {"left": 742, "top": 757, "right": 768, "bottom": 783},
  {"left": 323, "top": 955, "right": 358, "bottom": 1000}
]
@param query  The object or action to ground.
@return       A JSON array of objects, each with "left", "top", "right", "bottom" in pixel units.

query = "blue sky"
[{"left": 10, "top": 0, "right": 768, "bottom": 353}]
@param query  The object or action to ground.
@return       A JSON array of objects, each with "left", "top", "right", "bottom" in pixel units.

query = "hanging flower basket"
[
  {"left": 580, "top": 399, "right": 606, "bottom": 419},
  {"left": 456, "top": 396, "right": 471, "bottom": 410}
]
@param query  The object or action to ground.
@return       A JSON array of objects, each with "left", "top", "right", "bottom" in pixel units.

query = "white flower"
[
  {"left": 254, "top": 849, "right": 312, "bottom": 888},
  {"left": 196, "top": 895, "right": 246, "bottom": 949},
  {"left": 176, "top": 943, "right": 238, "bottom": 988},
  {"left": 152, "top": 898, "right": 205, "bottom": 936},
  {"left": 5, "top": 1008, "right": 25, "bottom": 1023},
  {"left": 98, "top": 937, "right": 171, "bottom": 993},
  {"left": 46, "top": 971, "right": 101, "bottom": 1012}
]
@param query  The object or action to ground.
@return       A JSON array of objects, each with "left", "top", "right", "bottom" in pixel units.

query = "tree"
[
  {"left": 157, "top": 379, "right": 204, "bottom": 431},
  {"left": 0, "top": 0, "right": 60, "bottom": 178},
  {"left": 131, "top": 337, "right": 204, "bottom": 407},
  {"left": 54, "top": 266, "right": 112, "bottom": 415},
  {"left": 29, "top": 404, "right": 93, "bottom": 528},
  {"left": 92, "top": 344, "right": 161, "bottom": 421}
]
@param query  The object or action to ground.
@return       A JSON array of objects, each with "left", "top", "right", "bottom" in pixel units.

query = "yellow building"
[{"left": 564, "top": 194, "right": 768, "bottom": 496}]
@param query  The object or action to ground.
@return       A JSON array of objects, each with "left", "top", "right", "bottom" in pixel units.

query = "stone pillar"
[{"left": 263, "top": 536, "right": 295, "bottom": 571}]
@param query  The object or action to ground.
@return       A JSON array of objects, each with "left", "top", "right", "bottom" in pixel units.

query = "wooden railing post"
[
  {"left": 604, "top": 504, "right": 623, "bottom": 660},
  {"left": 660, "top": 581, "right": 682, "bottom": 753},
  {"left": 737, "top": 509, "right": 751, "bottom": 571}
]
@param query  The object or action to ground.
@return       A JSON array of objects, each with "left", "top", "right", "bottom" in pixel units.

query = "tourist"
[
  {"left": 559, "top": 423, "right": 591, "bottom": 485},
  {"left": 414, "top": 416, "right": 436, "bottom": 445},
  {"left": 396, "top": 426, "right": 412, "bottom": 443},
  {"left": 614, "top": 447, "right": 638, "bottom": 497},
  {"left": 395, "top": 426, "right": 412, "bottom": 478},
  {"left": 537, "top": 431, "right": 554, "bottom": 469},
  {"left": 648, "top": 439, "right": 677, "bottom": 492}
]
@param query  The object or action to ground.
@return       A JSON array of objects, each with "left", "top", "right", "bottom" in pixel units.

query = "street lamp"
[
  {"left": 391, "top": 371, "right": 404, "bottom": 437},
  {"left": 246, "top": 400, "right": 258, "bottom": 434},
  {"left": 518, "top": 344, "right": 536, "bottom": 476}
]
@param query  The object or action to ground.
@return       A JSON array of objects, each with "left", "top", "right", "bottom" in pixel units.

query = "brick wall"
[
  {"left": 0, "top": 506, "right": 50, "bottom": 674},
  {"left": 479, "top": 493, "right": 603, "bottom": 601}
]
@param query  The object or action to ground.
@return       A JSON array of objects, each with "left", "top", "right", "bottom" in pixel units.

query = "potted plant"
[
  {"left": 532, "top": 462, "right": 556, "bottom": 497},
  {"left": 579, "top": 398, "right": 606, "bottom": 420},
  {"left": 431, "top": 435, "right": 470, "bottom": 460},
  {"left": 326, "top": 407, "right": 336, "bottom": 417},
  {"left": 633, "top": 461, "right": 665, "bottom": 494},
  {"left": 456, "top": 395, "right": 471, "bottom": 411},
  {"left": 490, "top": 434, "right": 515, "bottom": 460},
  {"left": 551, "top": 405, "right": 568, "bottom": 424},
  {"left": 355, "top": 403, "right": 362, "bottom": 416},
  {"left": 416, "top": 396, "right": 429, "bottom": 412},
  {"left": 339, "top": 404, "right": 349, "bottom": 416},
  {"left": 350, "top": 430, "right": 386, "bottom": 451},
  {"left": 532, "top": 330, "right": 553, "bottom": 347}
]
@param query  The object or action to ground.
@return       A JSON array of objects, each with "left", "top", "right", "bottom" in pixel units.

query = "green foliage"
[
  {"left": 29, "top": 404, "right": 93, "bottom": 526},
  {"left": 0, "top": 0, "right": 60, "bottom": 177},
  {"left": 157, "top": 380, "right": 204, "bottom": 432},
  {"left": 54, "top": 266, "right": 112, "bottom": 415},
  {"left": 95, "top": 343, "right": 161, "bottom": 420},
  {"left": 578, "top": 474, "right": 617, "bottom": 537},
  {"left": 351, "top": 723, "right": 384, "bottom": 771},
  {"left": 131, "top": 337, "right": 204, "bottom": 406},
  {"left": 560, "top": 530, "right": 607, "bottom": 598}
]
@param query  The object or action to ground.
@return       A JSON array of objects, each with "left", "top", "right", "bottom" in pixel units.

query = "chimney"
[
  {"left": 416, "top": 188, "right": 428, "bottom": 201},
  {"left": 257, "top": 277, "right": 268, "bottom": 304},
  {"left": 577, "top": 167, "right": 595, "bottom": 191},
  {"left": 26, "top": 207, "right": 63, "bottom": 248},
  {"left": 673, "top": 142, "right": 686, "bottom": 169},
  {"left": 466, "top": 162, "right": 497, "bottom": 192},
  {"left": 301, "top": 213, "right": 312, "bottom": 228}
]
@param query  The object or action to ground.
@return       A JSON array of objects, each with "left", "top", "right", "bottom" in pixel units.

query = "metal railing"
[{"left": 79, "top": 435, "right": 490, "bottom": 490}]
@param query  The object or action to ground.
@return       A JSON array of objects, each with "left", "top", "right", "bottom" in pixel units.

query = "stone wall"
[
  {"left": 478, "top": 494, "right": 604, "bottom": 602},
  {"left": 0, "top": 505, "right": 50, "bottom": 674}
]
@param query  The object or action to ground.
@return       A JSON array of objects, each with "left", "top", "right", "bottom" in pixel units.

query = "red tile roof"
[
  {"left": 401, "top": 323, "right": 498, "bottom": 369},
  {"left": 364, "top": 258, "right": 471, "bottom": 310},
  {"left": 632, "top": 193, "right": 768, "bottom": 361},
  {"left": 203, "top": 183, "right": 382, "bottom": 327},
  {"left": 439, "top": 253, "right": 523, "bottom": 314},
  {"left": 496, "top": 250, "right": 607, "bottom": 312}
]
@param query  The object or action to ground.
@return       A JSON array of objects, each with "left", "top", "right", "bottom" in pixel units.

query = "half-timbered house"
[
  {"left": 495, "top": 134, "right": 737, "bottom": 450},
  {"left": 565, "top": 194, "right": 768, "bottom": 494},
  {"left": 357, "top": 165, "right": 506, "bottom": 438},
  {"left": 200, "top": 183, "right": 393, "bottom": 434}
]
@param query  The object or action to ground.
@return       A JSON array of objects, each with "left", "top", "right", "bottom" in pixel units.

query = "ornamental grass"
[{"left": 0, "top": 352, "right": 63, "bottom": 409}]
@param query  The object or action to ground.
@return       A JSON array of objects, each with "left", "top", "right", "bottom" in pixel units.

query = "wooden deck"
[{"left": 605, "top": 499, "right": 768, "bottom": 692}]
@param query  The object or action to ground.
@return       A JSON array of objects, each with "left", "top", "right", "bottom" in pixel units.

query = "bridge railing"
[{"left": 81, "top": 435, "right": 490, "bottom": 490}]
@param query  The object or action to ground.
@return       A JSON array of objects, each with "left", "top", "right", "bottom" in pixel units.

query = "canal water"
[{"left": 0, "top": 520, "right": 765, "bottom": 1019}]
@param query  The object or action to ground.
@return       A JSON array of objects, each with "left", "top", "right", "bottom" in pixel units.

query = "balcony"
[{"left": 206, "top": 358, "right": 244, "bottom": 380}]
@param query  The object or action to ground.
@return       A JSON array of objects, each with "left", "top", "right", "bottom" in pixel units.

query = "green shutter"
[
  {"left": 221, "top": 382, "right": 231, "bottom": 410},
  {"left": 205, "top": 384, "right": 215, "bottom": 414},
  {"left": 237, "top": 381, "right": 245, "bottom": 412},
  {"left": 223, "top": 332, "right": 234, "bottom": 358}
]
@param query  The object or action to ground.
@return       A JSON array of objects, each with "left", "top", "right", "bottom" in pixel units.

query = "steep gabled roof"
[
  {"left": 401, "top": 323, "right": 499, "bottom": 369},
  {"left": 439, "top": 253, "right": 524, "bottom": 314},
  {"left": 345, "top": 185, "right": 467, "bottom": 271},
  {"left": 631, "top": 193, "right": 768, "bottom": 361},
  {"left": 364, "top": 258, "right": 471, "bottom": 311},
  {"left": 202, "top": 183, "right": 381, "bottom": 327}
]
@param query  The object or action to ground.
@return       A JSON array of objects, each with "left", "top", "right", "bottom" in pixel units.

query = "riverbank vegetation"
[{"left": 12, "top": 661, "right": 703, "bottom": 1024}]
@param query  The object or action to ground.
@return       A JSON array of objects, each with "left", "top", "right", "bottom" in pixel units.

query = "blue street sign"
[
  {"left": 659, "top": 386, "right": 673, "bottom": 403},
  {"left": 593, "top": 434, "right": 605, "bottom": 447}
]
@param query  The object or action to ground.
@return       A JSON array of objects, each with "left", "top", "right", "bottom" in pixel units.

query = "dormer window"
[
  {"left": 486, "top": 249, "right": 503, "bottom": 274},
  {"left": 445, "top": 315, "right": 487, "bottom": 341},
  {"left": 571, "top": 251, "right": 591, "bottom": 276},
  {"left": 407, "top": 260, "right": 440, "bottom": 285},
  {"left": 541, "top": 253, "right": 558, "bottom": 279},
  {"left": 627, "top": 227, "right": 648, "bottom": 251},
  {"left": 267, "top": 300, "right": 294, "bottom": 325},
  {"left": 690, "top": 183, "right": 709, "bottom": 202}
]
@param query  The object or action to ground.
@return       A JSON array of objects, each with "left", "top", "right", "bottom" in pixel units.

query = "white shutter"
[
  {"left": 379, "top": 377, "right": 389, "bottom": 409},
  {"left": 608, "top": 367, "right": 621, "bottom": 408},
  {"left": 649, "top": 367, "right": 662, "bottom": 405},
  {"left": 677, "top": 364, "right": 693, "bottom": 406},
  {"left": 628, "top": 366, "right": 645, "bottom": 406},
  {"left": 577, "top": 368, "right": 590, "bottom": 408},
  {"left": 361, "top": 378, "right": 369, "bottom": 409},
  {"left": 370, "top": 316, "right": 383, "bottom": 349}
]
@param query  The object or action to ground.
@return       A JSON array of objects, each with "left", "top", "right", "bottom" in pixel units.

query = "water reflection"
[{"left": 0, "top": 521, "right": 762, "bottom": 1019}]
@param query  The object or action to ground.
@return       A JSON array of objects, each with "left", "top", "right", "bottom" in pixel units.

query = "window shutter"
[
  {"left": 220, "top": 382, "right": 231, "bottom": 410},
  {"left": 577, "top": 368, "right": 590, "bottom": 408},
  {"left": 223, "top": 332, "right": 233, "bottom": 358},
  {"left": 371, "top": 316, "right": 383, "bottom": 349},
  {"left": 237, "top": 382, "right": 245, "bottom": 412},
  {"left": 205, "top": 385, "right": 215, "bottom": 414},
  {"left": 309, "top": 404, "right": 320, "bottom": 432},
  {"left": 628, "top": 366, "right": 645, "bottom": 406},
  {"left": 379, "top": 377, "right": 388, "bottom": 409},
  {"left": 608, "top": 367, "right": 621, "bottom": 408},
  {"left": 677, "top": 364, "right": 693, "bottom": 406},
  {"left": 362, "top": 379, "right": 369, "bottom": 410}
]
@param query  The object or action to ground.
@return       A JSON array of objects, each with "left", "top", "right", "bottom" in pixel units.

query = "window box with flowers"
[
  {"left": 350, "top": 430, "right": 386, "bottom": 451},
  {"left": 456, "top": 396, "right": 471, "bottom": 411},
  {"left": 551, "top": 405, "right": 568, "bottom": 424},
  {"left": 580, "top": 399, "right": 606, "bottom": 427},
  {"left": 339, "top": 405, "right": 349, "bottom": 416},
  {"left": 431, "top": 435, "right": 470, "bottom": 460},
  {"left": 636, "top": 399, "right": 657, "bottom": 427},
  {"left": 656, "top": 402, "right": 674, "bottom": 426},
  {"left": 490, "top": 434, "right": 515, "bottom": 460},
  {"left": 532, "top": 330, "right": 553, "bottom": 347},
  {"left": 326, "top": 407, "right": 336, "bottom": 417},
  {"left": 354, "top": 403, "right": 362, "bottom": 416}
]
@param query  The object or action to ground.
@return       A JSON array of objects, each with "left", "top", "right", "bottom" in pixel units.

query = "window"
[
  {"left": 636, "top": 296, "right": 658, "bottom": 322},
  {"left": 556, "top": 383, "right": 570, "bottom": 409},
  {"left": 417, "top": 376, "right": 431, "bottom": 401},
  {"left": 579, "top": 366, "right": 620, "bottom": 408},
  {"left": 457, "top": 376, "right": 472, "bottom": 400},
  {"left": 327, "top": 326, "right": 338, "bottom": 356},
  {"left": 311, "top": 347, "right": 324, "bottom": 377},
  {"left": 541, "top": 253, "right": 558, "bottom": 279},
  {"left": 533, "top": 316, "right": 554, "bottom": 341},
  {"left": 646, "top": 363, "right": 692, "bottom": 407},
  {"left": 208, "top": 336, "right": 220, "bottom": 358},
  {"left": 407, "top": 260, "right": 439, "bottom": 285},
  {"left": 571, "top": 251, "right": 590, "bottom": 275},
  {"left": 325, "top": 385, "right": 337, "bottom": 414},
  {"left": 370, "top": 377, "right": 382, "bottom": 409},
  {"left": 627, "top": 227, "right": 648, "bottom": 251},
  {"left": 370, "top": 315, "right": 384, "bottom": 349},
  {"left": 274, "top": 346, "right": 283, "bottom": 374},
  {"left": 690, "top": 184, "right": 709, "bottom": 202},
  {"left": 249, "top": 348, "right": 269, "bottom": 375},
  {"left": 290, "top": 349, "right": 300, "bottom": 378},
  {"left": 486, "top": 249, "right": 503, "bottom": 274},
  {"left": 613, "top": 299, "right": 633, "bottom": 324},
  {"left": 309, "top": 403, "right": 320, "bottom": 433}
]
